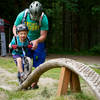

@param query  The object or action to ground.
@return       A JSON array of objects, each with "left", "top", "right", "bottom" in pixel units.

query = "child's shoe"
[{"left": 20, "top": 72, "right": 27, "bottom": 82}]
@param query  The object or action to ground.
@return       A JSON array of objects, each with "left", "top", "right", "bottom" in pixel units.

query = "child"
[{"left": 9, "top": 24, "right": 30, "bottom": 84}]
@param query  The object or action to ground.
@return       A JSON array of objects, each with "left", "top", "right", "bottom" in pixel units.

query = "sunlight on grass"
[
  {"left": 92, "top": 68, "right": 100, "bottom": 75},
  {"left": 7, "top": 81, "right": 18, "bottom": 86},
  {"left": 0, "top": 57, "right": 17, "bottom": 73},
  {"left": 41, "top": 68, "right": 61, "bottom": 80}
]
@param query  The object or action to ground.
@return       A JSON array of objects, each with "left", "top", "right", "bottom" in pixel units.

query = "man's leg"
[{"left": 31, "top": 43, "right": 46, "bottom": 89}]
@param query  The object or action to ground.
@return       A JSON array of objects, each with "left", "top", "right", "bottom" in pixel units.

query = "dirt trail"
[
  {"left": 47, "top": 54, "right": 100, "bottom": 67},
  {"left": 0, "top": 67, "right": 17, "bottom": 91},
  {"left": 0, "top": 55, "right": 99, "bottom": 100},
  {"left": 0, "top": 67, "right": 58, "bottom": 91}
]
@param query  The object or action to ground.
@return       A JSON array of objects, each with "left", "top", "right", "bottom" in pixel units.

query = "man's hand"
[
  {"left": 30, "top": 39, "right": 39, "bottom": 50},
  {"left": 30, "top": 30, "right": 48, "bottom": 50}
]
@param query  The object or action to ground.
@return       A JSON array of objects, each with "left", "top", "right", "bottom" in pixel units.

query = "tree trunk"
[
  {"left": 62, "top": 2, "right": 66, "bottom": 50},
  {"left": 72, "top": 13, "right": 80, "bottom": 51}
]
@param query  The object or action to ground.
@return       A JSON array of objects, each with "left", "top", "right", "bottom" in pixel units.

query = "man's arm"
[
  {"left": 37, "top": 30, "right": 47, "bottom": 43},
  {"left": 13, "top": 25, "right": 17, "bottom": 36},
  {"left": 13, "top": 11, "right": 24, "bottom": 36},
  {"left": 31, "top": 30, "right": 47, "bottom": 50}
]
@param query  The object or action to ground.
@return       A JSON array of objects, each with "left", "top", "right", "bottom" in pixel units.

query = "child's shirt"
[{"left": 9, "top": 35, "right": 29, "bottom": 56}]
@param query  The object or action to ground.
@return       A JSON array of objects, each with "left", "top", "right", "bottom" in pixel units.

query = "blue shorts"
[
  {"left": 27, "top": 42, "right": 46, "bottom": 68},
  {"left": 13, "top": 55, "right": 22, "bottom": 65}
]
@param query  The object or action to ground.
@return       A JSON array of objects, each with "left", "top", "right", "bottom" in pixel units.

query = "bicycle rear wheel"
[{"left": 24, "top": 57, "right": 32, "bottom": 77}]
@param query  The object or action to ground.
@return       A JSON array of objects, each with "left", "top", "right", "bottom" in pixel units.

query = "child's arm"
[
  {"left": 9, "top": 36, "right": 16, "bottom": 48},
  {"left": 9, "top": 44, "right": 12, "bottom": 48}
]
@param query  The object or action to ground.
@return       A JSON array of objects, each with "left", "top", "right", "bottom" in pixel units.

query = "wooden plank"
[
  {"left": 70, "top": 71, "right": 81, "bottom": 92},
  {"left": 57, "top": 67, "right": 71, "bottom": 96}
]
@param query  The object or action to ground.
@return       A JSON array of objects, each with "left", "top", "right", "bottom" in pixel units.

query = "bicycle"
[{"left": 11, "top": 39, "right": 33, "bottom": 85}]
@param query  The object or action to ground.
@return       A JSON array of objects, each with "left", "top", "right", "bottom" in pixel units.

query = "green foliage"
[
  {"left": 65, "top": 0, "right": 79, "bottom": 13},
  {"left": 45, "top": 9, "right": 54, "bottom": 17},
  {"left": 47, "top": 48, "right": 94, "bottom": 56},
  {"left": 1, "top": 0, "right": 100, "bottom": 53},
  {"left": 90, "top": 44, "right": 100, "bottom": 55},
  {"left": 55, "top": 0, "right": 79, "bottom": 13},
  {"left": 92, "top": 6, "right": 100, "bottom": 15}
]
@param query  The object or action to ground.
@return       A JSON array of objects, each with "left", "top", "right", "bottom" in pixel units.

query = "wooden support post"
[
  {"left": 70, "top": 71, "right": 81, "bottom": 92},
  {"left": 57, "top": 67, "right": 71, "bottom": 96},
  {"left": 57, "top": 67, "right": 81, "bottom": 96}
]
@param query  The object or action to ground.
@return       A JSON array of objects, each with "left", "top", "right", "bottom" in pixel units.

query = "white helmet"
[
  {"left": 16, "top": 24, "right": 28, "bottom": 33},
  {"left": 29, "top": 1, "right": 43, "bottom": 20}
]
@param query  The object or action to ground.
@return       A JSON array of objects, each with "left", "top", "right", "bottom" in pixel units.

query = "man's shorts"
[{"left": 27, "top": 42, "right": 46, "bottom": 68}]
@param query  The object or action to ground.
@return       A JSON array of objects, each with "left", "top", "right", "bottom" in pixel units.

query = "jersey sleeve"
[
  {"left": 40, "top": 14, "right": 49, "bottom": 31},
  {"left": 14, "top": 11, "right": 24, "bottom": 26}
]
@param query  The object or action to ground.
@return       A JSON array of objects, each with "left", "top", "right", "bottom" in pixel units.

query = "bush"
[{"left": 90, "top": 44, "right": 100, "bottom": 55}]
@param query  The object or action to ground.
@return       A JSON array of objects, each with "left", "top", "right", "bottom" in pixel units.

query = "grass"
[
  {"left": 0, "top": 57, "right": 17, "bottom": 73},
  {"left": 0, "top": 56, "right": 98, "bottom": 100},
  {"left": 0, "top": 87, "right": 96, "bottom": 100},
  {"left": 74, "top": 92, "right": 95, "bottom": 100},
  {"left": 41, "top": 68, "right": 61, "bottom": 80},
  {"left": 92, "top": 68, "right": 100, "bottom": 74}
]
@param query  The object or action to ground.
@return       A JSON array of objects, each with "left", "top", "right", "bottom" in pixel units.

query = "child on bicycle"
[{"left": 9, "top": 24, "right": 31, "bottom": 84}]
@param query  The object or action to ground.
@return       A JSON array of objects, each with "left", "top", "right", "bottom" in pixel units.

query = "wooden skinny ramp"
[{"left": 17, "top": 58, "right": 100, "bottom": 100}]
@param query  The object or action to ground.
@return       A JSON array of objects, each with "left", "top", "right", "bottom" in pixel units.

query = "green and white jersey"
[{"left": 14, "top": 10, "right": 49, "bottom": 41}]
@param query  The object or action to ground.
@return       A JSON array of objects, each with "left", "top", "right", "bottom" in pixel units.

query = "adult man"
[{"left": 13, "top": 1, "right": 48, "bottom": 88}]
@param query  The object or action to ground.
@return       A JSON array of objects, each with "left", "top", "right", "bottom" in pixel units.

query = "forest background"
[{"left": 1, "top": 0, "right": 100, "bottom": 55}]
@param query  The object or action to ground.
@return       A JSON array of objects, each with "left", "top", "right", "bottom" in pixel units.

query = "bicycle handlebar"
[{"left": 11, "top": 44, "right": 32, "bottom": 49}]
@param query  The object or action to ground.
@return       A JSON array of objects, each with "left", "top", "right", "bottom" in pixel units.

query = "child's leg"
[
  {"left": 16, "top": 57, "right": 23, "bottom": 73},
  {"left": 13, "top": 55, "right": 26, "bottom": 84},
  {"left": 16, "top": 58, "right": 27, "bottom": 83}
]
